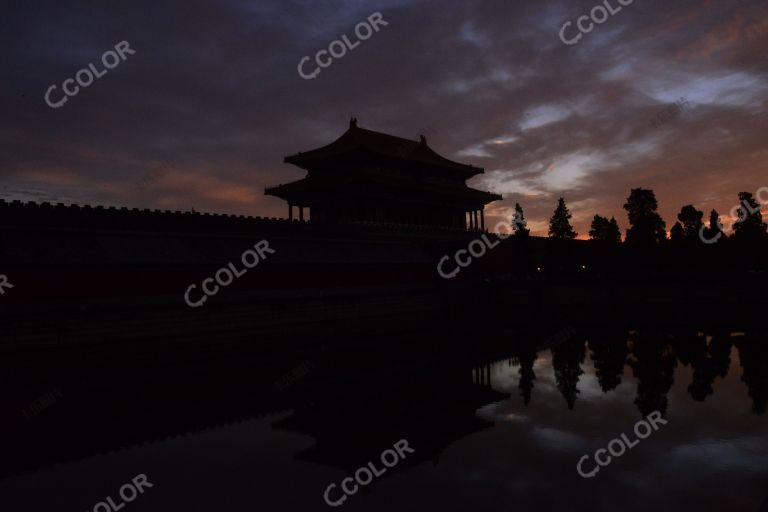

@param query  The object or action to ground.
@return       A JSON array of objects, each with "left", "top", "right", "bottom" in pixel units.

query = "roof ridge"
[
  {"left": 284, "top": 120, "right": 483, "bottom": 176},
  {"left": 353, "top": 125, "right": 420, "bottom": 145}
]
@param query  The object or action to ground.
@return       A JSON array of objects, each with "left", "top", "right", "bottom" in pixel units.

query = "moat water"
[{"left": 1, "top": 314, "right": 766, "bottom": 512}]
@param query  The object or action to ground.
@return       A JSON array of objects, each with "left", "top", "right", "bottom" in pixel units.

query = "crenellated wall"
[
  {"left": 0, "top": 199, "right": 476, "bottom": 239},
  {"left": 0, "top": 198, "right": 505, "bottom": 306}
]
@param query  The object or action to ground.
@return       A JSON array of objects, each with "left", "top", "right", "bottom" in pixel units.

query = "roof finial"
[
  {"left": 350, "top": 117, "right": 358, "bottom": 128},
  {"left": 419, "top": 134, "right": 427, "bottom": 145}
]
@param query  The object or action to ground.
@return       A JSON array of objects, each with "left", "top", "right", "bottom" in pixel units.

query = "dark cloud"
[{"left": 1, "top": 0, "right": 766, "bottom": 234}]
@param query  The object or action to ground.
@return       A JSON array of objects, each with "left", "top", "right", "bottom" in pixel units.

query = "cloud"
[{"left": 0, "top": 0, "right": 764, "bottom": 237}]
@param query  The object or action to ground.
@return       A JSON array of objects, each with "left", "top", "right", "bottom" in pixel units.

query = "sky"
[{"left": 2, "top": 0, "right": 767, "bottom": 237}]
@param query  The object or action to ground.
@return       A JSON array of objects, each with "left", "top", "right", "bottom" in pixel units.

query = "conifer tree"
[{"left": 548, "top": 198, "right": 577, "bottom": 239}]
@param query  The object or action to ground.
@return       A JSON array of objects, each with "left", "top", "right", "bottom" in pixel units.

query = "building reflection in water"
[{"left": 0, "top": 317, "right": 767, "bottom": 510}]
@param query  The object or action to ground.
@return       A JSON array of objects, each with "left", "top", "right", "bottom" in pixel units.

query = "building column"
[
  {"left": 288, "top": 203, "right": 293, "bottom": 221},
  {"left": 480, "top": 209, "right": 485, "bottom": 231},
  {"left": 473, "top": 210, "right": 479, "bottom": 231},
  {"left": 299, "top": 206, "right": 304, "bottom": 222},
  {"left": 468, "top": 211, "right": 473, "bottom": 230}
]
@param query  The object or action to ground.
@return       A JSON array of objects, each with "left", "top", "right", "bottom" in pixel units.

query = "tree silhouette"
[
  {"left": 685, "top": 335, "right": 716, "bottom": 402},
  {"left": 627, "top": 332, "right": 677, "bottom": 416},
  {"left": 733, "top": 192, "right": 768, "bottom": 241},
  {"left": 608, "top": 217, "right": 621, "bottom": 243},
  {"left": 513, "top": 202, "right": 530, "bottom": 237},
  {"left": 701, "top": 209, "right": 725, "bottom": 242},
  {"left": 672, "top": 331, "right": 730, "bottom": 403},
  {"left": 736, "top": 336, "right": 768, "bottom": 415},
  {"left": 548, "top": 198, "right": 577, "bottom": 239},
  {"left": 588, "top": 331, "right": 628, "bottom": 393},
  {"left": 670, "top": 222, "right": 684, "bottom": 243},
  {"left": 623, "top": 188, "right": 667, "bottom": 245},
  {"left": 517, "top": 347, "right": 537, "bottom": 405},
  {"left": 677, "top": 204, "right": 704, "bottom": 240},
  {"left": 589, "top": 215, "right": 621, "bottom": 244},
  {"left": 551, "top": 337, "right": 586, "bottom": 410},
  {"left": 708, "top": 334, "right": 732, "bottom": 379}
]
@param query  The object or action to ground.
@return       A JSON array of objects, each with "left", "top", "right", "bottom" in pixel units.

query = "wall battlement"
[{"left": 0, "top": 198, "right": 476, "bottom": 240}]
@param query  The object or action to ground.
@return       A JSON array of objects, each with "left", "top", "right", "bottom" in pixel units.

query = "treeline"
[{"left": 511, "top": 188, "right": 768, "bottom": 247}]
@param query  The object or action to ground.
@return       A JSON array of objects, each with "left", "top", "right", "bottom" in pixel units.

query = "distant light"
[
  {"left": 537, "top": 267, "right": 542, "bottom": 272},
  {"left": 581, "top": 265, "right": 586, "bottom": 269}
]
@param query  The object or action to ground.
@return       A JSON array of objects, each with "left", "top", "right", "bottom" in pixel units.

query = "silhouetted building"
[{"left": 266, "top": 118, "right": 502, "bottom": 229}]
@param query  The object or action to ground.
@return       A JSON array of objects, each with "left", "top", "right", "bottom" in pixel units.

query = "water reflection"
[
  {"left": 0, "top": 319, "right": 766, "bottom": 510},
  {"left": 482, "top": 329, "right": 768, "bottom": 418}
]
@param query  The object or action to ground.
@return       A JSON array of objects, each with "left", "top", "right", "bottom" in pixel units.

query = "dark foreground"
[{"left": 0, "top": 297, "right": 767, "bottom": 512}]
